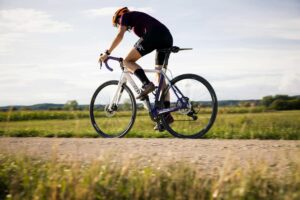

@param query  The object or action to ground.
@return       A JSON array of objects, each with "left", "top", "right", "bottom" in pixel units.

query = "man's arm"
[
  {"left": 99, "top": 25, "right": 127, "bottom": 62},
  {"left": 107, "top": 25, "right": 127, "bottom": 54}
]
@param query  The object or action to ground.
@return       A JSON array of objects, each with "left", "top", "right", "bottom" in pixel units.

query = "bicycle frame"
[
  {"left": 106, "top": 61, "right": 190, "bottom": 121},
  {"left": 92, "top": 46, "right": 218, "bottom": 138}
]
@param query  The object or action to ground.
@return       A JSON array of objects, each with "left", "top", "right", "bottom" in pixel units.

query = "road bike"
[{"left": 90, "top": 46, "right": 218, "bottom": 138}]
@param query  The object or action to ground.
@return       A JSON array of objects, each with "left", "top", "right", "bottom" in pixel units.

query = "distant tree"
[
  {"left": 239, "top": 101, "right": 251, "bottom": 107},
  {"left": 270, "top": 98, "right": 300, "bottom": 110},
  {"left": 274, "top": 95, "right": 291, "bottom": 101},
  {"left": 20, "top": 107, "right": 31, "bottom": 111},
  {"left": 64, "top": 100, "right": 79, "bottom": 111},
  {"left": 270, "top": 99, "right": 287, "bottom": 110},
  {"left": 288, "top": 99, "right": 300, "bottom": 110},
  {"left": 261, "top": 96, "right": 274, "bottom": 107}
]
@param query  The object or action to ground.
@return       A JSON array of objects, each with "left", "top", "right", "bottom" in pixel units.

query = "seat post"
[{"left": 162, "top": 51, "right": 171, "bottom": 69}]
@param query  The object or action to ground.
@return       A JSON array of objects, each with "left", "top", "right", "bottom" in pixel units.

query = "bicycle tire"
[
  {"left": 160, "top": 74, "right": 218, "bottom": 138},
  {"left": 90, "top": 80, "right": 137, "bottom": 138}
]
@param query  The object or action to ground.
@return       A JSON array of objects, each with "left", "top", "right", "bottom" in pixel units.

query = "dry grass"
[{"left": 0, "top": 153, "right": 299, "bottom": 200}]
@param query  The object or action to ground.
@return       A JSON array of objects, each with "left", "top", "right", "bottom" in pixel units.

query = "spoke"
[
  {"left": 91, "top": 81, "right": 136, "bottom": 137},
  {"left": 160, "top": 74, "right": 217, "bottom": 138}
]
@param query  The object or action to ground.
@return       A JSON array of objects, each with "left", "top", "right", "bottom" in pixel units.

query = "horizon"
[
  {"left": 1, "top": 0, "right": 300, "bottom": 106},
  {"left": 2, "top": 96, "right": 299, "bottom": 107}
]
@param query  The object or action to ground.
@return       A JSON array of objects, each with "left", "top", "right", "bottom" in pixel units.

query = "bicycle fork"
[{"left": 107, "top": 73, "right": 128, "bottom": 111}]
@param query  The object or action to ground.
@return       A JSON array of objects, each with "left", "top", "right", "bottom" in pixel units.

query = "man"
[{"left": 99, "top": 7, "right": 174, "bottom": 129}]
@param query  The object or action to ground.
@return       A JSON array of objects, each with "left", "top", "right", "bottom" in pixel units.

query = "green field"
[
  {"left": 0, "top": 153, "right": 299, "bottom": 200},
  {"left": 1, "top": 109, "right": 299, "bottom": 199},
  {"left": 0, "top": 109, "right": 299, "bottom": 139}
]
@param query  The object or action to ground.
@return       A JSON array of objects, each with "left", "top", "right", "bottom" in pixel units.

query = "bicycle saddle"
[{"left": 159, "top": 46, "right": 192, "bottom": 53}]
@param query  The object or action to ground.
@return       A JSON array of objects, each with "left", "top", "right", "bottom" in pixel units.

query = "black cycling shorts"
[{"left": 134, "top": 27, "right": 173, "bottom": 65}]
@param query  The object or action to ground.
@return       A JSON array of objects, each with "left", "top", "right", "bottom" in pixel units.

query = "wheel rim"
[
  {"left": 90, "top": 82, "right": 136, "bottom": 137},
  {"left": 162, "top": 75, "right": 217, "bottom": 138}
]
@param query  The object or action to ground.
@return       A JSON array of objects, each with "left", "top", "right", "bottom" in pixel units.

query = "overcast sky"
[{"left": 0, "top": 0, "right": 300, "bottom": 106}]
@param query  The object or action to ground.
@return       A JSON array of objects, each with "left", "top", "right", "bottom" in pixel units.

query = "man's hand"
[{"left": 99, "top": 53, "right": 108, "bottom": 63}]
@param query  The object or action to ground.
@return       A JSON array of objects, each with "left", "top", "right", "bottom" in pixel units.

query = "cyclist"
[{"left": 99, "top": 7, "right": 174, "bottom": 130}]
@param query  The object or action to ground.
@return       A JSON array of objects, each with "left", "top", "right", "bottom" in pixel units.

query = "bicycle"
[{"left": 90, "top": 46, "right": 218, "bottom": 138}]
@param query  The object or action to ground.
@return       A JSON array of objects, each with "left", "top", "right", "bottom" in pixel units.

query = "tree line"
[
  {"left": 1, "top": 95, "right": 300, "bottom": 112},
  {"left": 262, "top": 95, "right": 300, "bottom": 110}
]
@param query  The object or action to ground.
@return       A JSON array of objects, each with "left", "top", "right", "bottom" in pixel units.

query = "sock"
[
  {"left": 134, "top": 69, "right": 150, "bottom": 86},
  {"left": 164, "top": 101, "right": 170, "bottom": 108}
]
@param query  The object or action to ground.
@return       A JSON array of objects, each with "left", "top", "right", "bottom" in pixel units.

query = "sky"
[{"left": 0, "top": 0, "right": 300, "bottom": 106}]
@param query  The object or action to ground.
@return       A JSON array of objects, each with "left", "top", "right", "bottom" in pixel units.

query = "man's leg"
[
  {"left": 153, "top": 50, "right": 174, "bottom": 131},
  {"left": 123, "top": 48, "right": 142, "bottom": 72},
  {"left": 124, "top": 48, "right": 155, "bottom": 99},
  {"left": 155, "top": 65, "right": 170, "bottom": 105}
]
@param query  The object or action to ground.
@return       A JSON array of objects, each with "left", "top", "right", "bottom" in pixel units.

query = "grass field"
[
  {"left": 1, "top": 109, "right": 299, "bottom": 199},
  {"left": 0, "top": 109, "right": 299, "bottom": 139},
  {"left": 0, "top": 153, "right": 299, "bottom": 200}
]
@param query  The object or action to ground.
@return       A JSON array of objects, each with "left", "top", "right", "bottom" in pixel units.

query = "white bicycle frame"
[{"left": 107, "top": 68, "right": 173, "bottom": 111}]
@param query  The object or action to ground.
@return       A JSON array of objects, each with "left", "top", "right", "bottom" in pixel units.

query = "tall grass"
[
  {"left": 207, "top": 111, "right": 300, "bottom": 139},
  {"left": 0, "top": 153, "right": 299, "bottom": 200}
]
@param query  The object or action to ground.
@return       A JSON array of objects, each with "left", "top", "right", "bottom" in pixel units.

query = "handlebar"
[{"left": 99, "top": 55, "right": 123, "bottom": 71}]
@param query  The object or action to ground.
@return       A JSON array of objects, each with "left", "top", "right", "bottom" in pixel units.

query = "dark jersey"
[{"left": 120, "top": 11, "right": 167, "bottom": 37}]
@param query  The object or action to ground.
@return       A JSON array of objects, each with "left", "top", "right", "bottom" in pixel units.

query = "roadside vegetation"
[
  {"left": 0, "top": 95, "right": 299, "bottom": 139},
  {"left": 0, "top": 153, "right": 299, "bottom": 200},
  {"left": 0, "top": 110, "right": 299, "bottom": 139}
]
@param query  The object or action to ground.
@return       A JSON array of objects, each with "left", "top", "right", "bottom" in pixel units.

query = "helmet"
[{"left": 112, "top": 7, "right": 129, "bottom": 27}]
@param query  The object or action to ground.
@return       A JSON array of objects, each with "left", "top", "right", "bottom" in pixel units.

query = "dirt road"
[{"left": 1, "top": 138, "right": 299, "bottom": 175}]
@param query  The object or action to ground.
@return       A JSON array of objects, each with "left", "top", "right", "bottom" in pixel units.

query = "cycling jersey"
[{"left": 120, "top": 11, "right": 173, "bottom": 65}]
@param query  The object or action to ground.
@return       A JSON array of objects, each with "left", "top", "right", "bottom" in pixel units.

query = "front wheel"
[
  {"left": 160, "top": 74, "right": 218, "bottom": 138},
  {"left": 90, "top": 80, "right": 137, "bottom": 138}
]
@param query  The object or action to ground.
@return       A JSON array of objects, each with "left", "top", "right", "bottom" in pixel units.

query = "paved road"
[{"left": 1, "top": 138, "right": 299, "bottom": 176}]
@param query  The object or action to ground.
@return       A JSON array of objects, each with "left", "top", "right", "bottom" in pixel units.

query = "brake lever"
[
  {"left": 99, "top": 53, "right": 114, "bottom": 71},
  {"left": 99, "top": 53, "right": 103, "bottom": 69}
]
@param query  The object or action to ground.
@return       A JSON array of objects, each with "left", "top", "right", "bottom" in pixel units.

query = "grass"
[
  {"left": 0, "top": 107, "right": 266, "bottom": 122},
  {"left": 0, "top": 110, "right": 90, "bottom": 122},
  {"left": 209, "top": 111, "right": 300, "bottom": 139},
  {"left": 0, "top": 153, "right": 299, "bottom": 200},
  {"left": 0, "top": 110, "right": 300, "bottom": 139}
]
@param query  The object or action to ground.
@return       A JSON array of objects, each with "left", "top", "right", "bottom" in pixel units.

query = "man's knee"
[
  {"left": 155, "top": 65, "right": 163, "bottom": 70},
  {"left": 123, "top": 58, "right": 132, "bottom": 67}
]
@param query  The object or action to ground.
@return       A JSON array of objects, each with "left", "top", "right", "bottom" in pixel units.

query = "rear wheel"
[
  {"left": 90, "top": 80, "right": 136, "bottom": 138},
  {"left": 160, "top": 74, "right": 218, "bottom": 138}
]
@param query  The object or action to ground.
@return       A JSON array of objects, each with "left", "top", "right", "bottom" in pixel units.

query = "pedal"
[
  {"left": 154, "top": 122, "right": 165, "bottom": 132},
  {"left": 157, "top": 123, "right": 165, "bottom": 132},
  {"left": 187, "top": 111, "right": 198, "bottom": 121}
]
